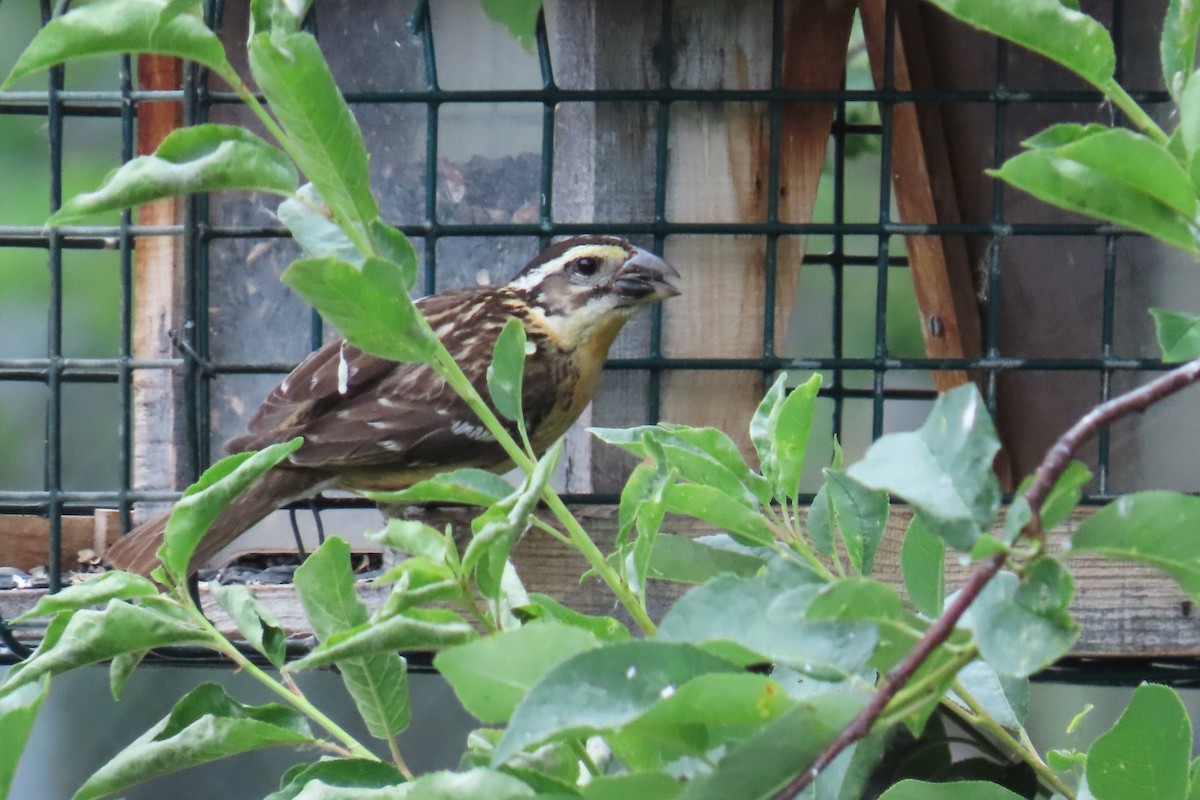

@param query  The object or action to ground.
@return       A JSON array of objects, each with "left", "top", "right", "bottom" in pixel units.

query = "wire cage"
[{"left": 0, "top": 0, "right": 1195, "bottom": 672}]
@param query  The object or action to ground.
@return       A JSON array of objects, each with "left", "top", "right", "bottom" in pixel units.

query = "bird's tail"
[{"left": 105, "top": 468, "right": 326, "bottom": 577}]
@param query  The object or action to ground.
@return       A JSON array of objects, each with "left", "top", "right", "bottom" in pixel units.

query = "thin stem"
[
  {"left": 1104, "top": 80, "right": 1169, "bottom": 145},
  {"left": 950, "top": 681, "right": 1075, "bottom": 800},
  {"left": 570, "top": 738, "right": 602, "bottom": 778},
  {"left": 185, "top": 604, "right": 382, "bottom": 765},
  {"left": 386, "top": 736, "right": 412, "bottom": 777},
  {"left": 531, "top": 516, "right": 574, "bottom": 548}
]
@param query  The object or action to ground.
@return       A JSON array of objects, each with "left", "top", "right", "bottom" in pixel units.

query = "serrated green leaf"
[
  {"left": 3, "top": 600, "right": 210, "bottom": 693},
  {"left": 265, "top": 759, "right": 406, "bottom": 800},
  {"left": 512, "top": 593, "right": 630, "bottom": 641},
  {"left": 0, "top": 677, "right": 48, "bottom": 799},
  {"left": 644, "top": 533, "right": 769, "bottom": 584},
  {"left": 487, "top": 317, "right": 527, "bottom": 422},
  {"left": 1163, "top": 0, "right": 1200, "bottom": 102},
  {"left": 847, "top": 385, "right": 1000, "bottom": 551},
  {"left": 282, "top": 256, "right": 440, "bottom": 363},
  {"left": 675, "top": 693, "right": 863, "bottom": 800},
  {"left": 365, "top": 468, "right": 514, "bottom": 507},
  {"left": 922, "top": 0, "right": 1115, "bottom": 87},
  {"left": 73, "top": 683, "right": 316, "bottom": 800},
  {"left": 1072, "top": 491, "right": 1200, "bottom": 603},
  {"left": 14, "top": 571, "right": 160, "bottom": 622},
  {"left": 492, "top": 640, "right": 739, "bottom": 765},
  {"left": 289, "top": 610, "right": 475, "bottom": 670},
  {"left": 480, "top": 0, "right": 542, "bottom": 52},
  {"left": 435, "top": 622, "right": 599, "bottom": 724},
  {"left": 292, "top": 537, "right": 410, "bottom": 740},
  {"left": 50, "top": 124, "right": 297, "bottom": 224},
  {"left": 961, "top": 561, "right": 1079, "bottom": 677},
  {"left": 248, "top": 31, "right": 378, "bottom": 243},
  {"left": 3, "top": 0, "right": 234, "bottom": 90},
  {"left": 464, "top": 440, "right": 561, "bottom": 598},
  {"left": 159, "top": 438, "right": 302, "bottom": 582},
  {"left": 1087, "top": 683, "right": 1190, "bottom": 800},
  {"left": 209, "top": 583, "right": 287, "bottom": 668},
  {"left": 876, "top": 780, "right": 1026, "bottom": 800},
  {"left": 822, "top": 470, "right": 889, "bottom": 575},
  {"left": 664, "top": 483, "right": 775, "bottom": 548},
  {"left": 657, "top": 564, "right": 875, "bottom": 679},
  {"left": 1151, "top": 307, "right": 1200, "bottom": 362},
  {"left": 901, "top": 515, "right": 945, "bottom": 617},
  {"left": 991, "top": 148, "right": 1199, "bottom": 254},
  {"left": 750, "top": 373, "right": 822, "bottom": 502}
]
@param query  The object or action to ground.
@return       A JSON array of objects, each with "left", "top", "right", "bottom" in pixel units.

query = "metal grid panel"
[{"left": 0, "top": 0, "right": 1186, "bottom": 672}]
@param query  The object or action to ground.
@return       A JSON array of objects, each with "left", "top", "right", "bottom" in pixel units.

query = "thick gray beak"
[{"left": 613, "top": 247, "right": 681, "bottom": 303}]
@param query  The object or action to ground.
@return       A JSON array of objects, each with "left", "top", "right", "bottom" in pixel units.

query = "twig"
[{"left": 772, "top": 357, "right": 1200, "bottom": 799}]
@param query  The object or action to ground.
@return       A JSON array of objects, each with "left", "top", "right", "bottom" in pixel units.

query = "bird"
[{"left": 105, "top": 235, "right": 681, "bottom": 576}]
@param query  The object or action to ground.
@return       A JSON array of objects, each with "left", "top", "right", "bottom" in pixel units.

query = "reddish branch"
[{"left": 773, "top": 357, "right": 1200, "bottom": 800}]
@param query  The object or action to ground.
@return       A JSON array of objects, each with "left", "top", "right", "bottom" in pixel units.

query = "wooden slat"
[
  {"left": 661, "top": 0, "right": 857, "bottom": 461},
  {"left": 859, "top": 0, "right": 984, "bottom": 395},
  {"left": 0, "top": 513, "right": 118, "bottom": 572},
  {"left": 2, "top": 505, "right": 1194, "bottom": 657}
]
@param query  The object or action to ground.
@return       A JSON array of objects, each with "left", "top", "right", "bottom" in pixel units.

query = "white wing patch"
[{"left": 450, "top": 419, "right": 496, "bottom": 441}]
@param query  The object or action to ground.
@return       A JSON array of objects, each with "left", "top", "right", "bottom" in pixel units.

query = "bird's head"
[{"left": 504, "top": 236, "right": 680, "bottom": 349}]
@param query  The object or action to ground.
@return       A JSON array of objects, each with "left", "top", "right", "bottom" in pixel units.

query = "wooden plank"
[
  {"left": 132, "top": 55, "right": 187, "bottom": 522},
  {"left": 661, "top": 0, "right": 857, "bottom": 461},
  {"left": 4, "top": 504, "right": 1194, "bottom": 658},
  {"left": 0, "top": 514, "right": 116, "bottom": 572},
  {"left": 859, "top": 0, "right": 984, "bottom": 395}
]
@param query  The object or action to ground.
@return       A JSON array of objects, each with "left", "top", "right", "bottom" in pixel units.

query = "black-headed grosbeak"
[{"left": 106, "top": 236, "right": 680, "bottom": 575}]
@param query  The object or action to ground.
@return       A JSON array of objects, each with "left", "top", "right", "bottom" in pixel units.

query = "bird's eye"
[{"left": 573, "top": 257, "right": 599, "bottom": 276}]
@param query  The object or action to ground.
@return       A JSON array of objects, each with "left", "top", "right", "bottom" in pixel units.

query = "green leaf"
[
  {"left": 1178, "top": 72, "right": 1200, "bottom": 161},
  {"left": 209, "top": 583, "right": 287, "bottom": 668},
  {"left": 0, "top": 678, "right": 48, "bottom": 799},
  {"left": 1151, "top": 308, "right": 1200, "bottom": 362},
  {"left": 608, "top": 672, "right": 797, "bottom": 771},
  {"left": 582, "top": 773, "right": 683, "bottom": 800},
  {"left": 512, "top": 593, "right": 630, "bottom": 642},
  {"left": 480, "top": 0, "right": 543, "bottom": 52},
  {"left": 73, "top": 683, "right": 316, "bottom": 800},
  {"left": 901, "top": 516, "right": 945, "bottom": 617},
  {"left": 1163, "top": 0, "right": 1200, "bottom": 101},
  {"left": 961, "top": 561, "right": 1079, "bottom": 677},
  {"left": 922, "top": 0, "right": 1115, "bottom": 88},
  {"left": 847, "top": 384, "right": 1001, "bottom": 551},
  {"left": 298, "top": 768, "right": 534, "bottom": 799},
  {"left": 664, "top": 483, "right": 775, "bottom": 548},
  {"left": 630, "top": 466, "right": 673, "bottom": 597},
  {"left": 3, "top": 600, "right": 210, "bottom": 693},
  {"left": 368, "top": 220, "right": 419, "bottom": 285},
  {"left": 991, "top": 148, "right": 1199, "bottom": 254},
  {"left": 750, "top": 373, "right": 822, "bottom": 502},
  {"left": 292, "top": 537, "right": 410, "bottom": 740},
  {"left": 487, "top": 317, "right": 528, "bottom": 422},
  {"left": 49, "top": 124, "right": 297, "bottom": 224},
  {"left": 952, "top": 660, "right": 1028, "bottom": 730},
  {"left": 371, "top": 556, "right": 459, "bottom": 615},
  {"left": 265, "top": 759, "right": 406, "bottom": 800},
  {"left": 1087, "top": 683, "right": 1190, "bottom": 800},
  {"left": 14, "top": 571, "right": 159, "bottom": 622},
  {"left": 277, "top": 183, "right": 361, "bottom": 264},
  {"left": 657, "top": 564, "right": 876, "bottom": 679},
  {"left": 876, "top": 780, "right": 1026, "bottom": 800},
  {"left": 1022, "top": 126, "right": 1197, "bottom": 219},
  {"left": 3, "top": 0, "right": 234, "bottom": 90},
  {"left": 109, "top": 650, "right": 146, "bottom": 700},
  {"left": 249, "top": 0, "right": 310, "bottom": 39},
  {"left": 365, "top": 468, "right": 514, "bottom": 507},
  {"left": 289, "top": 610, "right": 475, "bottom": 670},
  {"left": 248, "top": 32, "right": 378, "bottom": 243},
  {"left": 822, "top": 470, "right": 889, "bottom": 575},
  {"left": 464, "top": 440, "right": 562, "bottom": 598},
  {"left": 1072, "top": 491, "right": 1200, "bottom": 603},
  {"left": 492, "top": 641, "right": 739, "bottom": 765},
  {"left": 435, "top": 622, "right": 599, "bottom": 724},
  {"left": 282, "top": 256, "right": 440, "bottom": 363},
  {"left": 158, "top": 438, "right": 302, "bottom": 582},
  {"left": 369, "top": 519, "right": 447, "bottom": 561},
  {"left": 675, "top": 693, "right": 863, "bottom": 800},
  {"left": 644, "top": 533, "right": 769, "bottom": 584},
  {"left": 1037, "top": 459, "right": 1093, "bottom": 530}
]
